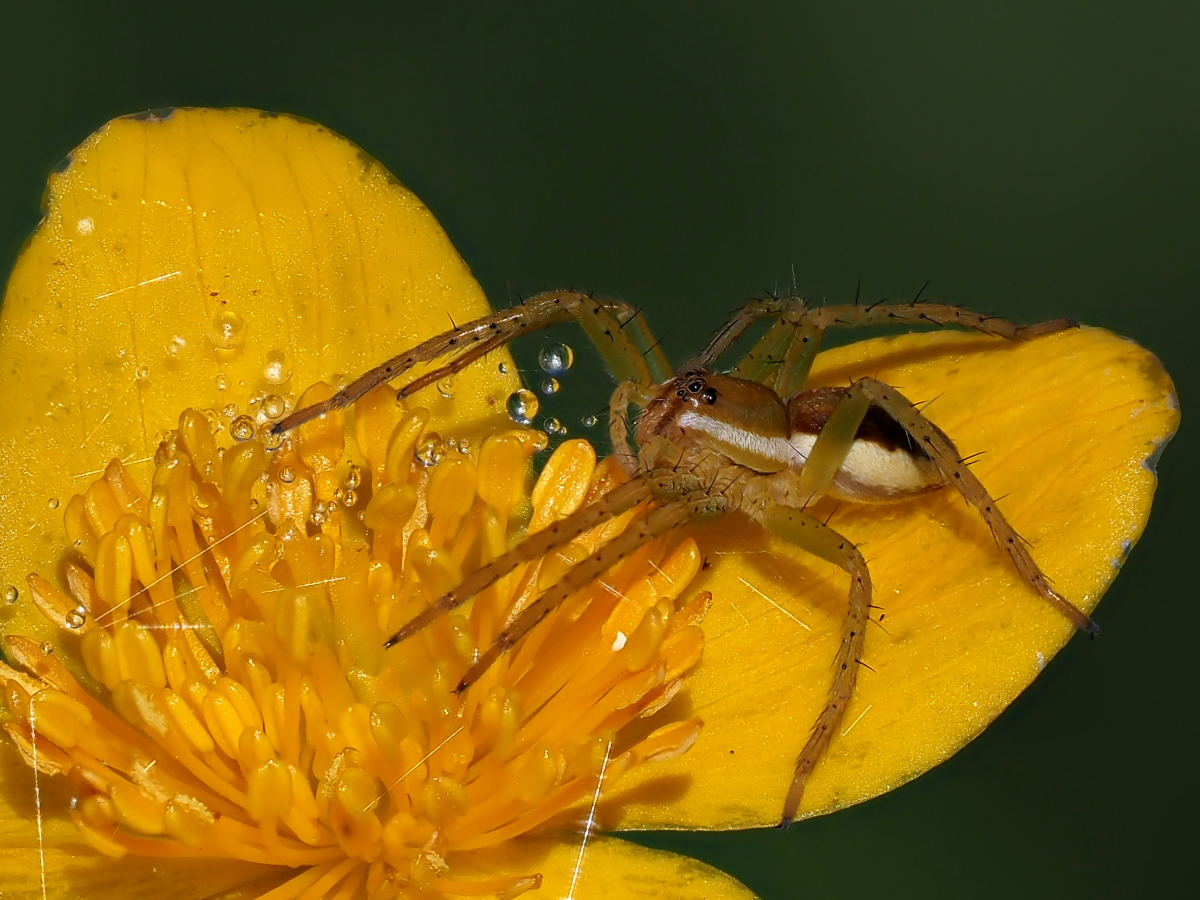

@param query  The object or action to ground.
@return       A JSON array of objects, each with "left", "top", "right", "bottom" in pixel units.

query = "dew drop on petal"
[
  {"left": 230, "top": 415, "right": 255, "bottom": 441},
  {"left": 437, "top": 376, "right": 456, "bottom": 399},
  {"left": 506, "top": 389, "right": 539, "bottom": 425},
  {"left": 166, "top": 335, "right": 188, "bottom": 359},
  {"left": 223, "top": 403, "right": 239, "bottom": 419},
  {"left": 258, "top": 423, "right": 285, "bottom": 451},
  {"left": 215, "top": 373, "right": 230, "bottom": 392},
  {"left": 345, "top": 465, "right": 362, "bottom": 490},
  {"left": 344, "top": 490, "right": 358, "bottom": 507},
  {"left": 76, "top": 216, "right": 94, "bottom": 236},
  {"left": 498, "top": 362, "right": 509, "bottom": 375},
  {"left": 457, "top": 438, "right": 471, "bottom": 455},
  {"left": 40, "top": 642, "right": 54, "bottom": 656},
  {"left": 538, "top": 342, "right": 574, "bottom": 376},
  {"left": 2, "top": 586, "right": 17, "bottom": 604},
  {"left": 135, "top": 365, "right": 150, "bottom": 382},
  {"left": 209, "top": 310, "right": 246, "bottom": 351},
  {"left": 262, "top": 394, "right": 286, "bottom": 420},
  {"left": 47, "top": 497, "right": 60, "bottom": 510},
  {"left": 263, "top": 348, "right": 293, "bottom": 385}
]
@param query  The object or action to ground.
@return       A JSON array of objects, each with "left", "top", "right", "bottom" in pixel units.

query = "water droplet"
[
  {"left": 65, "top": 610, "right": 85, "bottom": 629},
  {"left": 222, "top": 403, "right": 239, "bottom": 419},
  {"left": 310, "top": 501, "right": 329, "bottom": 527},
  {"left": 343, "top": 490, "right": 358, "bottom": 507},
  {"left": 215, "top": 373, "right": 230, "bottom": 392},
  {"left": 544, "top": 417, "right": 562, "bottom": 435},
  {"left": 250, "top": 498, "right": 260, "bottom": 511},
  {"left": 538, "top": 342, "right": 575, "bottom": 376},
  {"left": 76, "top": 216, "right": 95, "bottom": 236},
  {"left": 345, "top": 465, "right": 362, "bottom": 490},
  {"left": 498, "top": 362, "right": 509, "bottom": 375},
  {"left": 530, "top": 431, "right": 550, "bottom": 452},
  {"left": 582, "top": 414, "right": 598, "bottom": 428},
  {"left": 209, "top": 310, "right": 246, "bottom": 351},
  {"left": 258, "top": 423, "right": 285, "bottom": 451},
  {"left": 541, "top": 377, "right": 559, "bottom": 395},
  {"left": 47, "top": 497, "right": 59, "bottom": 510},
  {"left": 457, "top": 438, "right": 471, "bottom": 455},
  {"left": 506, "top": 389, "right": 539, "bottom": 425},
  {"left": 263, "top": 349, "right": 293, "bottom": 385},
  {"left": 2, "top": 586, "right": 17, "bottom": 604},
  {"left": 445, "top": 437, "right": 459, "bottom": 451},
  {"left": 135, "top": 365, "right": 150, "bottom": 382},
  {"left": 262, "top": 394, "right": 286, "bottom": 420},
  {"left": 40, "top": 642, "right": 54, "bottom": 656},
  {"left": 279, "top": 466, "right": 296, "bottom": 484},
  {"left": 230, "top": 415, "right": 255, "bottom": 441},
  {"left": 437, "top": 376, "right": 456, "bottom": 399},
  {"left": 415, "top": 433, "right": 446, "bottom": 467},
  {"left": 166, "top": 335, "right": 188, "bottom": 359}
]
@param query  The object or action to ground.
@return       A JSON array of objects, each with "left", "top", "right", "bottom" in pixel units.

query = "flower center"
[{"left": 2, "top": 382, "right": 708, "bottom": 899}]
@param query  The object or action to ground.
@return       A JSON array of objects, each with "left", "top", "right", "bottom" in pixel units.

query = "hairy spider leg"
[
  {"left": 274, "top": 290, "right": 658, "bottom": 433},
  {"left": 799, "top": 376, "right": 1096, "bottom": 634},
  {"left": 696, "top": 296, "right": 1077, "bottom": 371},
  {"left": 748, "top": 502, "right": 872, "bottom": 826},
  {"left": 725, "top": 316, "right": 826, "bottom": 399},
  {"left": 456, "top": 486, "right": 728, "bottom": 692},
  {"left": 609, "top": 380, "right": 654, "bottom": 473},
  {"left": 384, "top": 468, "right": 703, "bottom": 647}
]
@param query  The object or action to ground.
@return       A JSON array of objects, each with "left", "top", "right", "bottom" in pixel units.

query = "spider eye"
[
  {"left": 702, "top": 387, "right": 718, "bottom": 404},
  {"left": 688, "top": 381, "right": 703, "bottom": 393},
  {"left": 676, "top": 389, "right": 687, "bottom": 399}
]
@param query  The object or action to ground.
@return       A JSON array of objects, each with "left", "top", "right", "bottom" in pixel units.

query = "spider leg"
[
  {"left": 695, "top": 295, "right": 1076, "bottom": 378},
  {"left": 274, "top": 290, "right": 660, "bottom": 433},
  {"left": 384, "top": 468, "right": 704, "bottom": 647},
  {"left": 749, "top": 502, "right": 872, "bottom": 826},
  {"left": 609, "top": 380, "right": 653, "bottom": 474},
  {"left": 455, "top": 487, "right": 727, "bottom": 692},
  {"left": 804, "top": 377, "right": 1096, "bottom": 634}
]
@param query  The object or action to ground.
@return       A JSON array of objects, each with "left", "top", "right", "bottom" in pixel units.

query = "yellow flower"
[{"left": 0, "top": 109, "right": 1178, "bottom": 899}]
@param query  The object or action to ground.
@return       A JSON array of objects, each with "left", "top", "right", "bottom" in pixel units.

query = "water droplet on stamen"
[
  {"left": 538, "top": 342, "right": 574, "bottom": 376},
  {"left": 344, "top": 490, "right": 358, "bottom": 507},
  {"left": 40, "top": 642, "right": 54, "bottom": 656},
  {"left": 215, "top": 374, "right": 230, "bottom": 392},
  {"left": 457, "top": 438, "right": 471, "bottom": 455},
  {"left": 209, "top": 310, "right": 246, "bottom": 351},
  {"left": 65, "top": 611, "right": 85, "bottom": 629},
  {"left": 279, "top": 466, "right": 296, "bottom": 484},
  {"left": 345, "top": 465, "right": 362, "bottom": 490},
  {"left": 498, "top": 362, "right": 509, "bottom": 375},
  {"left": 506, "top": 389, "right": 539, "bottom": 426},
  {"left": 263, "top": 349, "right": 293, "bottom": 385},
  {"left": 582, "top": 414, "right": 598, "bottom": 428},
  {"left": 135, "top": 365, "right": 150, "bottom": 382},
  {"left": 230, "top": 415, "right": 255, "bottom": 441},
  {"left": 541, "top": 378, "right": 559, "bottom": 395},
  {"left": 3, "top": 586, "right": 18, "bottom": 604},
  {"left": 415, "top": 434, "right": 446, "bottom": 467}
]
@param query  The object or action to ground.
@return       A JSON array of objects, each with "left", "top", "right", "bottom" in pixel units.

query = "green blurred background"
[{"left": 0, "top": 3, "right": 1194, "bottom": 898}]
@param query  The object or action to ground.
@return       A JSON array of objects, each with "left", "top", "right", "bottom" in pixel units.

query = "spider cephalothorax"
[{"left": 275, "top": 288, "right": 1094, "bottom": 825}]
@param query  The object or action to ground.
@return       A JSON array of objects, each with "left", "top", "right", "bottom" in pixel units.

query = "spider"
[{"left": 273, "top": 289, "right": 1095, "bottom": 826}]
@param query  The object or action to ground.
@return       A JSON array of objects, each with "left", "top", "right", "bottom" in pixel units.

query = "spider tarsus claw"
[{"left": 778, "top": 816, "right": 795, "bottom": 830}]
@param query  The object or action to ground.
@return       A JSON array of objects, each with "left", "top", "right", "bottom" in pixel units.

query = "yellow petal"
[
  {"left": 0, "top": 744, "right": 272, "bottom": 900},
  {"left": 0, "top": 107, "right": 519, "bottom": 646},
  {"left": 615, "top": 326, "right": 1177, "bottom": 828},
  {"left": 452, "top": 833, "right": 759, "bottom": 899}
]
